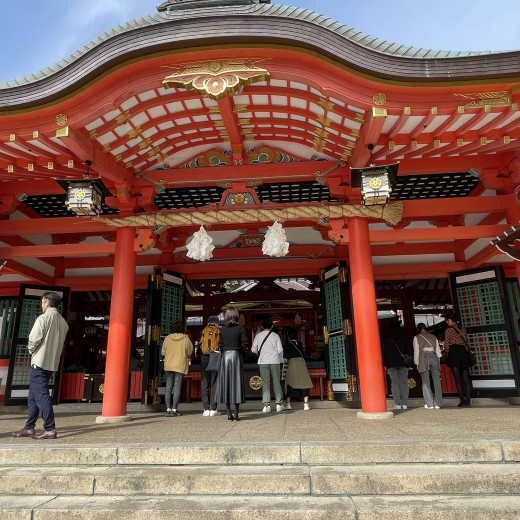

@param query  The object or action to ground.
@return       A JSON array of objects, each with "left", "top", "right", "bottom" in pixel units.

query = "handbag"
[
  {"left": 449, "top": 327, "right": 476, "bottom": 367},
  {"left": 390, "top": 339, "right": 412, "bottom": 366},
  {"left": 206, "top": 350, "right": 221, "bottom": 372},
  {"left": 281, "top": 360, "right": 289, "bottom": 380}
]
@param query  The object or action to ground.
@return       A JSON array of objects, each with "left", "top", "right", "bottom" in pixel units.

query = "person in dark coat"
[
  {"left": 216, "top": 307, "right": 248, "bottom": 421},
  {"left": 381, "top": 321, "right": 412, "bottom": 410}
]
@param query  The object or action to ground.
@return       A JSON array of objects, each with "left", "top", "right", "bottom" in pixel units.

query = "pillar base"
[
  {"left": 356, "top": 411, "right": 394, "bottom": 420},
  {"left": 95, "top": 415, "right": 133, "bottom": 424}
]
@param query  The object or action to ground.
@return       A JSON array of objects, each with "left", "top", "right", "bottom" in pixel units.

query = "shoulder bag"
[
  {"left": 449, "top": 326, "right": 476, "bottom": 367},
  {"left": 256, "top": 330, "right": 272, "bottom": 358},
  {"left": 391, "top": 339, "right": 413, "bottom": 366}
]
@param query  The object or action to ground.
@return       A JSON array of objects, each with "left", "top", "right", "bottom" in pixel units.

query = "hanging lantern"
[
  {"left": 262, "top": 221, "right": 289, "bottom": 257},
  {"left": 294, "top": 313, "right": 302, "bottom": 325},
  {"left": 186, "top": 226, "right": 215, "bottom": 261}
]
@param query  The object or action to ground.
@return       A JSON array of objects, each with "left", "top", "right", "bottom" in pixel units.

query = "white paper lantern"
[
  {"left": 262, "top": 221, "right": 289, "bottom": 257},
  {"left": 186, "top": 226, "right": 215, "bottom": 262}
]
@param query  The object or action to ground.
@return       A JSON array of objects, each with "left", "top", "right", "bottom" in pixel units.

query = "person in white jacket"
[
  {"left": 252, "top": 317, "right": 284, "bottom": 412},
  {"left": 413, "top": 323, "right": 443, "bottom": 409}
]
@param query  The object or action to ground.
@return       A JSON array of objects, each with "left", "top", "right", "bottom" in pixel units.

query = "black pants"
[
  {"left": 25, "top": 365, "right": 55, "bottom": 431},
  {"left": 200, "top": 354, "right": 218, "bottom": 411}
]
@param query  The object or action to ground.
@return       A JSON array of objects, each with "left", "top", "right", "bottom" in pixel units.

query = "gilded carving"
[
  {"left": 342, "top": 319, "right": 352, "bottom": 336},
  {"left": 116, "top": 111, "right": 132, "bottom": 125},
  {"left": 455, "top": 91, "right": 511, "bottom": 108},
  {"left": 318, "top": 99, "right": 335, "bottom": 112},
  {"left": 249, "top": 375, "right": 262, "bottom": 390},
  {"left": 373, "top": 93, "right": 387, "bottom": 106},
  {"left": 55, "top": 114, "right": 68, "bottom": 126},
  {"left": 327, "top": 380, "right": 334, "bottom": 401},
  {"left": 323, "top": 325, "right": 329, "bottom": 345},
  {"left": 163, "top": 59, "right": 270, "bottom": 101}
]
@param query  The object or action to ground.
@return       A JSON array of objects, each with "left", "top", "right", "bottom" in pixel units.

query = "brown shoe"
[
  {"left": 32, "top": 430, "right": 57, "bottom": 440},
  {"left": 12, "top": 428, "right": 35, "bottom": 438}
]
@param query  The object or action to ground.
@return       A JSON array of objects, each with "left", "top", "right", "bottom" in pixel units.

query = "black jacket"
[
  {"left": 218, "top": 323, "right": 248, "bottom": 351},
  {"left": 381, "top": 327, "right": 412, "bottom": 368}
]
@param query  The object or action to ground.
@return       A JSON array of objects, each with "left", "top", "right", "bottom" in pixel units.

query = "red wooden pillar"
[
  {"left": 101, "top": 226, "right": 136, "bottom": 418},
  {"left": 506, "top": 203, "right": 520, "bottom": 289},
  {"left": 348, "top": 217, "right": 388, "bottom": 414}
]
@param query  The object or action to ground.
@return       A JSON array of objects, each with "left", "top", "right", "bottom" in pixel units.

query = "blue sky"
[{"left": 2, "top": 0, "right": 520, "bottom": 81}]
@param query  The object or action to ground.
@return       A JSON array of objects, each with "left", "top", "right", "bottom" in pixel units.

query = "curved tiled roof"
[{"left": 1, "top": 3, "right": 519, "bottom": 106}]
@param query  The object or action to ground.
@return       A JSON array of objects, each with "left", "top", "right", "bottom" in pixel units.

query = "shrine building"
[{"left": 0, "top": 0, "right": 519, "bottom": 419}]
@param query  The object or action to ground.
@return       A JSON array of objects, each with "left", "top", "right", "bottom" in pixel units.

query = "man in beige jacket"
[{"left": 13, "top": 292, "right": 69, "bottom": 439}]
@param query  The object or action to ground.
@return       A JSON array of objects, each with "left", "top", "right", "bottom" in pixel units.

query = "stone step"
[
  {"left": 2, "top": 494, "right": 520, "bottom": 520},
  {"left": 2, "top": 464, "right": 520, "bottom": 496},
  {"left": 1, "top": 440, "right": 519, "bottom": 466}
]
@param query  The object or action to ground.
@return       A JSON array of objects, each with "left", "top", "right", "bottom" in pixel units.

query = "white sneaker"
[
  {"left": 424, "top": 405, "right": 434, "bottom": 409},
  {"left": 202, "top": 410, "right": 210, "bottom": 417},
  {"left": 285, "top": 403, "right": 292, "bottom": 410},
  {"left": 434, "top": 405, "right": 441, "bottom": 409},
  {"left": 276, "top": 404, "right": 285, "bottom": 412},
  {"left": 401, "top": 405, "right": 408, "bottom": 409},
  {"left": 209, "top": 410, "right": 219, "bottom": 417},
  {"left": 303, "top": 403, "right": 310, "bottom": 411},
  {"left": 262, "top": 405, "right": 271, "bottom": 413},
  {"left": 393, "top": 405, "right": 402, "bottom": 410}
]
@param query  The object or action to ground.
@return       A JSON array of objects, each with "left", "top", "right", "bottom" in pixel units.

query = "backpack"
[{"left": 199, "top": 325, "right": 220, "bottom": 354}]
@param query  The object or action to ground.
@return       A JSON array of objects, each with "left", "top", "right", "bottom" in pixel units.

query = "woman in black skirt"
[
  {"left": 444, "top": 313, "right": 472, "bottom": 407},
  {"left": 217, "top": 307, "right": 248, "bottom": 421}
]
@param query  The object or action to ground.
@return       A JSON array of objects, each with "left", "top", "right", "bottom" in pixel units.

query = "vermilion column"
[
  {"left": 101, "top": 226, "right": 136, "bottom": 418},
  {"left": 506, "top": 202, "right": 520, "bottom": 289},
  {"left": 348, "top": 217, "right": 387, "bottom": 413}
]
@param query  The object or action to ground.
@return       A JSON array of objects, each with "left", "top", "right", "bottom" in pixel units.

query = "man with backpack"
[{"left": 199, "top": 315, "right": 221, "bottom": 416}]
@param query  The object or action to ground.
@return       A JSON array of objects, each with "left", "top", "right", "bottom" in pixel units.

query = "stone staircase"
[{"left": 2, "top": 440, "right": 520, "bottom": 519}]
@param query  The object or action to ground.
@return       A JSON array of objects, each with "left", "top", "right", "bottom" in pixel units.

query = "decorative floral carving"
[{"left": 163, "top": 59, "right": 270, "bottom": 101}]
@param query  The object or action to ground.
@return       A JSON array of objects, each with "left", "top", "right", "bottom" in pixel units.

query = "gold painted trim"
[{"left": 372, "top": 106, "right": 387, "bottom": 118}]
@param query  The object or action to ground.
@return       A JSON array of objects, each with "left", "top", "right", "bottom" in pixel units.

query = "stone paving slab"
[
  {"left": 310, "top": 463, "right": 520, "bottom": 495},
  {"left": 301, "top": 441, "right": 504, "bottom": 464},
  {"left": 4, "top": 494, "right": 520, "bottom": 520},
  {"left": 2, "top": 400, "right": 520, "bottom": 445},
  {"left": 31, "top": 495, "right": 357, "bottom": 520},
  {"left": 352, "top": 495, "right": 520, "bottom": 519}
]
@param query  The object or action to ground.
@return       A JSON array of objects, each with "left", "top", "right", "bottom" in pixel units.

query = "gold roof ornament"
[{"left": 163, "top": 59, "right": 270, "bottom": 101}]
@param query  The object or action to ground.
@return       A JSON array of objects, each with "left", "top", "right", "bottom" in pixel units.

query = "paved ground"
[{"left": 1, "top": 398, "right": 519, "bottom": 445}]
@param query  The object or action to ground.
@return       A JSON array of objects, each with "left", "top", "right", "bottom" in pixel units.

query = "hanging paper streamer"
[
  {"left": 186, "top": 225, "right": 215, "bottom": 261},
  {"left": 262, "top": 221, "right": 289, "bottom": 257}
]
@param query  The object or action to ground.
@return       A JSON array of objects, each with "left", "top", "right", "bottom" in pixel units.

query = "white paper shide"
[
  {"left": 186, "top": 226, "right": 215, "bottom": 261},
  {"left": 262, "top": 221, "right": 289, "bottom": 257}
]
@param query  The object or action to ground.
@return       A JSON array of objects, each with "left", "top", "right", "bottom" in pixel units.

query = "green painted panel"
[
  {"left": 324, "top": 278, "right": 342, "bottom": 332},
  {"left": 328, "top": 335, "right": 348, "bottom": 379},
  {"left": 18, "top": 299, "right": 41, "bottom": 338},
  {"left": 468, "top": 331, "right": 513, "bottom": 376},
  {"left": 160, "top": 285, "right": 183, "bottom": 336},
  {"left": 457, "top": 282, "right": 505, "bottom": 327}
]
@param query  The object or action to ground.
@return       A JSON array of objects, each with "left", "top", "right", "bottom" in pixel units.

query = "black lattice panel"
[
  {"left": 468, "top": 331, "right": 513, "bottom": 376},
  {"left": 457, "top": 282, "right": 505, "bottom": 327},
  {"left": 0, "top": 298, "right": 16, "bottom": 357},
  {"left": 328, "top": 335, "right": 348, "bottom": 379},
  {"left": 325, "top": 278, "right": 342, "bottom": 332},
  {"left": 160, "top": 285, "right": 184, "bottom": 336}
]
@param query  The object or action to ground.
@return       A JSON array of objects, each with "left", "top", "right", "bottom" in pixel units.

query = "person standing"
[
  {"left": 252, "top": 317, "right": 284, "bottom": 413},
  {"left": 444, "top": 313, "right": 472, "bottom": 407},
  {"left": 283, "top": 328, "right": 312, "bottom": 411},
  {"left": 13, "top": 292, "right": 69, "bottom": 440},
  {"left": 199, "top": 315, "right": 221, "bottom": 417},
  {"left": 381, "top": 321, "right": 412, "bottom": 410},
  {"left": 413, "top": 323, "right": 443, "bottom": 409},
  {"left": 216, "top": 307, "right": 248, "bottom": 421},
  {"left": 162, "top": 320, "right": 194, "bottom": 417}
]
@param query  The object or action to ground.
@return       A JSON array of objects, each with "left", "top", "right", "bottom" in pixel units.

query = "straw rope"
[{"left": 92, "top": 202, "right": 402, "bottom": 228}]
